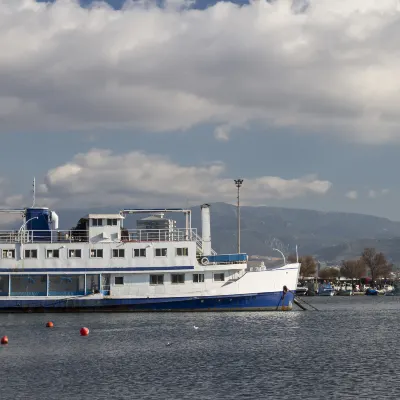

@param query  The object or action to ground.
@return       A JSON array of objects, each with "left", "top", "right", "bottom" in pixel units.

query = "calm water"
[{"left": 1, "top": 296, "right": 400, "bottom": 399}]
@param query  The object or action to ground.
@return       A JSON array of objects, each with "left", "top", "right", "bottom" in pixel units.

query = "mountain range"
[{"left": 3, "top": 202, "right": 400, "bottom": 263}]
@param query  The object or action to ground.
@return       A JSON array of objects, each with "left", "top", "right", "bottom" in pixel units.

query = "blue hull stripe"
[
  {"left": 0, "top": 266, "right": 194, "bottom": 273},
  {"left": 0, "top": 291, "right": 295, "bottom": 312}
]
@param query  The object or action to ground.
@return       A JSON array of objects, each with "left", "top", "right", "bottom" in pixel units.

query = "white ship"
[{"left": 0, "top": 203, "right": 300, "bottom": 312}]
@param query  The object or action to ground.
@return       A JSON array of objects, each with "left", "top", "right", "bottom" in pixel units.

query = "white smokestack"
[
  {"left": 201, "top": 204, "right": 211, "bottom": 255},
  {"left": 51, "top": 211, "right": 59, "bottom": 230}
]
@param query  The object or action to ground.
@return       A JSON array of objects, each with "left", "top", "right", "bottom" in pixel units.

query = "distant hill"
[{"left": 3, "top": 202, "right": 400, "bottom": 263}]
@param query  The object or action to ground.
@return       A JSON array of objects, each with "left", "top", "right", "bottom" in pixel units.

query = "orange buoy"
[
  {"left": 80, "top": 327, "right": 89, "bottom": 336},
  {"left": 46, "top": 321, "right": 54, "bottom": 328},
  {"left": 1, "top": 336, "right": 8, "bottom": 345}
]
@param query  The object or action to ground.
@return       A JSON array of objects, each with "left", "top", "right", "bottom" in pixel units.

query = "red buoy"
[
  {"left": 1, "top": 336, "right": 8, "bottom": 345},
  {"left": 46, "top": 321, "right": 54, "bottom": 328},
  {"left": 80, "top": 327, "right": 89, "bottom": 336}
]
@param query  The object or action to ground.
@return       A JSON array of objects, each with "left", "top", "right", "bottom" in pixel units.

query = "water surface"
[{"left": 1, "top": 296, "right": 399, "bottom": 399}]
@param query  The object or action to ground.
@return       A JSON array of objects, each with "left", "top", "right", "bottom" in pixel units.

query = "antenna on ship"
[{"left": 32, "top": 177, "right": 36, "bottom": 207}]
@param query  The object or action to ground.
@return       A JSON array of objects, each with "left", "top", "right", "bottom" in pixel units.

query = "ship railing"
[
  {"left": 0, "top": 230, "right": 89, "bottom": 244},
  {"left": 121, "top": 228, "right": 197, "bottom": 242}
]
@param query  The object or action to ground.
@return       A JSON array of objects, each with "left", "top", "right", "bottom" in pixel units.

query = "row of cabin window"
[
  {"left": 114, "top": 273, "right": 225, "bottom": 285},
  {"left": 92, "top": 218, "right": 118, "bottom": 227},
  {"left": 1, "top": 247, "right": 189, "bottom": 259}
]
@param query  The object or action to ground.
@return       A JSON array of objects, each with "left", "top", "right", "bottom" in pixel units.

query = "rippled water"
[{"left": 1, "top": 296, "right": 400, "bottom": 399}]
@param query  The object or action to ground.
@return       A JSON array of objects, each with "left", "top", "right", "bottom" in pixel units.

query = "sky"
[{"left": 1, "top": 0, "right": 400, "bottom": 221}]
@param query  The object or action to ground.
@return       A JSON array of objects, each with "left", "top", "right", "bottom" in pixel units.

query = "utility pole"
[{"left": 234, "top": 179, "right": 243, "bottom": 253}]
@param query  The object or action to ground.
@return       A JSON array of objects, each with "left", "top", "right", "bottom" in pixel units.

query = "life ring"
[{"left": 201, "top": 257, "right": 209, "bottom": 266}]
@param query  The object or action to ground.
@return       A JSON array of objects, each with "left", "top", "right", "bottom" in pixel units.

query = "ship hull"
[{"left": 0, "top": 290, "right": 294, "bottom": 312}]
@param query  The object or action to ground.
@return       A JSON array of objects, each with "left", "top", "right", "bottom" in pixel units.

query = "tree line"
[{"left": 288, "top": 247, "right": 393, "bottom": 281}]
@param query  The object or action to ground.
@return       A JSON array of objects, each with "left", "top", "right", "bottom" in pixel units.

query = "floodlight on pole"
[{"left": 234, "top": 179, "right": 244, "bottom": 253}]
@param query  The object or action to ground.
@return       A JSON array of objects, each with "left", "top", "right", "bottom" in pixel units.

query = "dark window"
[
  {"left": 150, "top": 275, "right": 164, "bottom": 285},
  {"left": 176, "top": 247, "right": 189, "bottom": 256},
  {"left": 24, "top": 249, "right": 38, "bottom": 259},
  {"left": 2, "top": 249, "right": 15, "bottom": 259},
  {"left": 92, "top": 218, "right": 103, "bottom": 227},
  {"left": 193, "top": 273, "right": 205, "bottom": 283},
  {"left": 112, "top": 249, "right": 125, "bottom": 258},
  {"left": 214, "top": 273, "right": 225, "bottom": 282},
  {"left": 68, "top": 249, "right": 82, "bottom": 258},
  {"left": 107, "top": 219, "right": 118, "bottom": 226},
  {"left": 115, "top": 276, "right": 124, "bottom": 285},
  {"left": 155, "top": 248, "right": 167, "bottom": 257},
  {"left": 46, "top": 249, "right": 59, "bottom": 258},
  {"left": 134, "top": 249, "right": 146, "bottom": 257},
  {"left": 171, "top": 274, "right": 185, "bottom": 284},
  {"left": 90, "top": 249, "right": 103, "bottom": 258}
]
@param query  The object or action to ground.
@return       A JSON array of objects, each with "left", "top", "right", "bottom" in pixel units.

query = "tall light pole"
[{"left": 234, "top": 179, "right": 243, "bottom": 253}]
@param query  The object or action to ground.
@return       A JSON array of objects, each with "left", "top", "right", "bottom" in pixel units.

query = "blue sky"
[{"left": 1, "top": 0, "right": 400, "bottom": 220}]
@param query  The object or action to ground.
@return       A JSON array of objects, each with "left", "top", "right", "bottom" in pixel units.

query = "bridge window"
[
  {"left": 150, "top": 274, "right": 164, "bottom": 285},
  {"left": 176, "top": 247, "right": 189, "bottom": 256},
  {"left": 171, "top": 273, "right": 185, "bottom": 284},
  {"left": 134, "top": 249, "right": 146, "bottom": 257},
  {"left": 155, "top": 248, "right": 167, "bottom": 257},
  {"left": 112, "top": 249, "right": 125, "bottom": 258},
  {"left": 107, "top": 219, "right": 118, "bottom": 226},
  {"left": 24, "top": 249, "right": 38, "bottom": 259},
  {"left": 213, "top": 273, "right": 225, "bottom": 282},
  {"left": 46, "top": 249, "right": 60, "bottom": 258},
  {"left": 114, "top": 276, "right": 124, "bottom": 285},
  {"left": 68, "top": 249, "right": 82, "bottom": 258},
  {"left": 2, "top": 249, "right": 15, "bottom": 259},
  {"left": 193, "top": 273, "right": 205, "bottom": 283},
  {"left": 92, "top": 219, "right": 103, "bottom": 227},
  {"left": 90, "top": 249, "right": 103, "bottom": 258}
]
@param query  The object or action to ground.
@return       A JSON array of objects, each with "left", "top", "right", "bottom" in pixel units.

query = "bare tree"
[
  {"left": 319, "top": 267, "right": 340, "bottom": 280},
  {"left": 296, "top": 255, "right": 317, "bottom": 279},
  {"left": 288, "top": 254, "right": 297, "bottom": 263},
  {"left": 361, "top": 248, "right": 393, "bottom": 281},
  {"left": 340, "top": 260, "right": 366, "bottom": 280}
]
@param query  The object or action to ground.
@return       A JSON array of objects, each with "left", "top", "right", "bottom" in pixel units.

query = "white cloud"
[
  {"left": 368, "top": 188, "right": 389, "bottom": 198},
  {"left": 1, "top": 0, "right": 400, "bottom": 142},
  {"left": 33, "top": 149, "right": 332, "bottom": 208},
  {"left": 0, "top": 179, "right": 25, "bottom": 227},
  {"left": 346, "top": 190, "right": 358, "bottom": 200}
]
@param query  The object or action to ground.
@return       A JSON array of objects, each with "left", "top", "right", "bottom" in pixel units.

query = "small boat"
[
  {"left": 318, "top": 283, "right": 335, "bottom": 296},
  {"left": 337, "top": 284, "right": 353, "bottom": 296},
  {"left": 384, "top": 291, "right": 395, "bottom": 296},
  {"left": 295, "top": 283, "right": 308, "bottom": 296}
]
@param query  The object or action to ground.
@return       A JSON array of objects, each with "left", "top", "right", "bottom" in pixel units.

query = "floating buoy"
[
  {"left": 1, "top": 336, "right": 8, "bottom": 345},
  {"left": 80, "top": 327, "right": 89, "bottom": 336},
  {"left": 46, "top": 321, "right": 54, "bottom": 328}
]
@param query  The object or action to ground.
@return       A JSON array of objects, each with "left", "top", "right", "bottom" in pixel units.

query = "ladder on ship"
[{"left": 194, "top": 232, "right": 217, "bottom": 255}]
